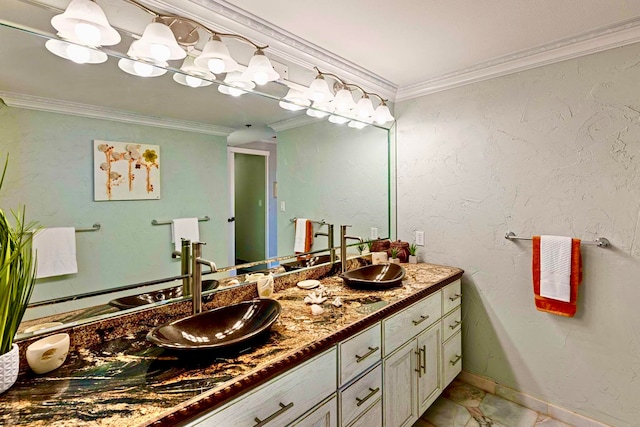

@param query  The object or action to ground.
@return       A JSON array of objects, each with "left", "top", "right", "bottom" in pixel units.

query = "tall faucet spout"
[{"left": 340, "top": 225, "right": 363, "bottom": 273}]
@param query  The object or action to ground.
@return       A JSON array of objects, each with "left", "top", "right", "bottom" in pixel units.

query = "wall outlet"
[
  {"left": 370, "top": 227, "right": 379, "bottom": 240},
  {"left": 258, "top": 199, "right": 262, "bottom": 207},
  {"left": 415, "top": 230, "right": 425, "bottom": 246},
  {"left": 280, "top": 201, "right": 286, "bottom": 212}
]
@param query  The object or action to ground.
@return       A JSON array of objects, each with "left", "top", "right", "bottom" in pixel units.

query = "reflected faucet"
[
  {"left": 191, "top": 241, "right": 218, "bottom": 315},
  {"left": 340, "top": 225, "right": 363, "bottom": 273},
  {"left": 172, "top": 239, "right": 191, "bottom": 297},
  {"left": 314, "top": 223, "right": 336, "bottom": 264}
]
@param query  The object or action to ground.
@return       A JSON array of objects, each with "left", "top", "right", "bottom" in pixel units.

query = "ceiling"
[
  {"left": 2, "top": 0, "right": 640, "bottom": 132},
  {"left": 220, "top": 0, "right": 640, "bottom": 99}
]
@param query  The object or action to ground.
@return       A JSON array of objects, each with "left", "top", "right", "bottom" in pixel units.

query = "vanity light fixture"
[
  {"left": 194, "top": 35, "right": 238, "bottom": 74},
  {"left": 128, "top": 20, "right": 186, "bottom": 62},
  {"left": 218, "top": 71, "right": 256, "bottom": 97},
  {"left": 279, "top": 88, "right": 311, "bottom": 111},
  {"left": 289, "top": 67, "right": 395, "bottom": 127},
  {"left": 173, "top": 55, "right": 215, "bottom": 88},
  {"left": 45, "top": 37, "right": 108, "bottom": 64},
  {"left": 243, "top": 49, "right": 280, "bottom": 85}
]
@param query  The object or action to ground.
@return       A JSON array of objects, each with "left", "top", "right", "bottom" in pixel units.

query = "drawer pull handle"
[
  {"left": 355, "top": 346, "right": 380, "bottom": 363},
  {"left": 449, "top": 293, "right": 462, "bottom": 301},
  {"left": 412, "top": 315, "right": 429, "bottom": 326},
  {"left": 254, "top": 402, "right": 294, "bottom": 426},
  {"left": 355, "top": 387, "right": 380, "bottom": 407},
  {"left": 449, "top": 320, "right": 462, "bottom": 329},
  {"left": 450, "top": 354, "right": 463, "bottom": 366}
]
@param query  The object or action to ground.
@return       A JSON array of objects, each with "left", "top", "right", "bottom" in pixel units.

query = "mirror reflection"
[{"left": 0, "top": 0, "right": 392, "bottom": 336}]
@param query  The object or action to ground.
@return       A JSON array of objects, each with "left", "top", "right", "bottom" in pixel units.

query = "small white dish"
[
  {"left": 26, "top": 333, "right": 70, "bottom": 374},
  {"left": 24, "top": 322, "right": 64, "bottom": 334},
  {"left": 297, "top": 279, "right": 320, "bottom": 290}
]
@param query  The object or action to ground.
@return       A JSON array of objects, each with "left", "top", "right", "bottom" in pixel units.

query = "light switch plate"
[
  {"left": 370, "top": 227, "right": 379, "bottom": 239},
  {"left": 280, "top": 201, "right": 286, "bottom": 212},
  {"left": 415, "top": 230, "right": 425, "bottom": 246}
]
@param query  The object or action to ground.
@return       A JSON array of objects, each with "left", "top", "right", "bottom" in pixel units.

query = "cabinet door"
[
  {"left": 348, "top": 398, "right": 382, "bottom": 427},
  {"left": 291, "top": 395, "right": 337, "bottom": 427},
  {"left": 443, "top": 330, "right": 462, "bottom": 388},
  {"left": 383, "top": 340, "right": 418, "bottom": 427},
  {"left": 417, "top": 324, "right": 441, "bottom": 414}
]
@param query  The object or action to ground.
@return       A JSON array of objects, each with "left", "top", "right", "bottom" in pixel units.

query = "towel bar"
[
  {"left": 152, "top": 216, "right": 210, "bottom": 226},
  {"left": 505, "top": 231, "right": 610, "bottom": 248},
  {"left": 290, "top": 217, "right": 327, "bottom": 225},
  {"left": 76, "top": 224, "right": 101, "bottom": 232}
]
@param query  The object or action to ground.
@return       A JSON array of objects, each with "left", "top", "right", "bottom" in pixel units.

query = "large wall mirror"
[{"left": 0, "top": 0, "right": 393, "bottom": 338}]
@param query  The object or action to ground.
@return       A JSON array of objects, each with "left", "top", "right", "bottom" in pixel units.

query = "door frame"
[{"left": 227, "top": 147, "right": 270, "bottom": 267}]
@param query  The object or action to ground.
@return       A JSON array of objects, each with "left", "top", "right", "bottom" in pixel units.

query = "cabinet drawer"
[
  {"left": 442, "top": 279, "right": 462, "bottom": 314},
  {"left": 340, "top": 364, "right": 382, "bottom": 427},
  {"left": 339, "top": 323, "right": 381, "bottom": 386},
  {"left": 191, "top": 348, "right": 337, "bottom": 426},
  {"left": 348, "top": 398, "right": 382, "bottom": 427},
  {"left": 442, "top": 307, "right": 462, "bottom": 342},
  {"left": 443, "top": 331, "right": 462, "bottom": 387},
  {"left": 290, "top": 395, "right": 337, "bottom": 427},
  {"left": 383, "top": 292, "right": 441, "bottom": 356}
]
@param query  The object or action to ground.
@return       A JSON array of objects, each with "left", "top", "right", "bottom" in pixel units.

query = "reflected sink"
[
  {"left": 109, "top": 280, "right": 219, "bottom": 310},
  {"left": 282, "top": 254, "right": 333, "bottom": 272},
  {"left": 146, "top": 299, "right": 281, "bottom": 351},
  {"left": 341, "top": 263, "right": 406, "bottom": 290}
]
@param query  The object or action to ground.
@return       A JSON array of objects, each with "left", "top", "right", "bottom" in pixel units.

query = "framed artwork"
[{"left": 93, "top": 140, "right": 160, "bottom": 201}]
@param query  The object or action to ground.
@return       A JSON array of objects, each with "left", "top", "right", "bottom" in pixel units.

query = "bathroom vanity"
[{"left": 0, "top": 263, "right": 463, "bottom": 427}]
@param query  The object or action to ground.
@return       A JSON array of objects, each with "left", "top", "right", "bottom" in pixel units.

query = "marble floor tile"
[
  {"left": 443, "top": 379, "right": 487, "bottom": 408},
  {"left": 414, "top": 419, "right": 437, "bottom": 427},
  {"left": 423, "top": 397, "right": 472, "bottom": 427},
  {"left": 535, "top": 415, "right": 573, "bottom": 427},
  {"left": 479, "top": 393, "right": 539, "bottom": 427}
]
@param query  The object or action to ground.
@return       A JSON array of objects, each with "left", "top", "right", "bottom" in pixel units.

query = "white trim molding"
[
  {"left": 268, "top": 115, "right": 322, "bottom": 132},
  {"left": 0, "top": 91, "right": 235, "bottom": 136},
  {"left": 396, "top": 17, "right": 640, "bottom": 102}
]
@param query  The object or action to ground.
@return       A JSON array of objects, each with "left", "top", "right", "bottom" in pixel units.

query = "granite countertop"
[{"left": 0, "top": 263, "right": 462, "bottom": 427}]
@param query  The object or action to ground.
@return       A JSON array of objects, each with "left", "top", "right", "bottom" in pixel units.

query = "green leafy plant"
[
  {"left": 365, "top": 239, "right": 374, "bottom": 252},
  {"left": 390, "top": 247, "right": 399, "bottom": 259},
  {"left": 0, "top": 154, "right": 37, "bottom": 355},
  {"left": 408, "top": 243, "right": 418, "bottom": 256},
  {"left": 357, "top": 243, "right": 366, "bottom": 254}
]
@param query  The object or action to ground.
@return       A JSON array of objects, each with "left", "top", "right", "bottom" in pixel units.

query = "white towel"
[
  {"left": 540, "top": 235, "right": 572, "bottom": 302},
  {"left": 171, "top": 218, "right": 199, "bottom": 252},
  {"left": 294, "top": 218, "right": 309, "bottom": 253},
  {"left": 32, "top": 227, "right": 78, "bottom": 279}
]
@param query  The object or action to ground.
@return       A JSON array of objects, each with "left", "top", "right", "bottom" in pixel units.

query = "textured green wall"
[{"left": 0, "top": 105, "right": 228, "bottom": 308}]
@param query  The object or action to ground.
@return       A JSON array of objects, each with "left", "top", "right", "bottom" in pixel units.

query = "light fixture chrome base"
[{"left": 156, "top": 16, "right": 200, "bottom": 47}]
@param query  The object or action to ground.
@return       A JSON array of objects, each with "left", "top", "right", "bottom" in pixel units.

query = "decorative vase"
[
  {"left": 409, "top": 255, "right": 418, "bottom": 264},
  {"left": 389, "top": 240, "right": 410, "bottom": 263},
  {"left": 0, "top": 344, "right": 19, "bottom": 394}
]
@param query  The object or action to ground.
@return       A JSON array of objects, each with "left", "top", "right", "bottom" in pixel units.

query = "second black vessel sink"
[
  {"left": 341, "top": 263, "right": 406, "bottom": 290},
  {"left": 109, "top": 280, "right": 219, "bottom": 310}
]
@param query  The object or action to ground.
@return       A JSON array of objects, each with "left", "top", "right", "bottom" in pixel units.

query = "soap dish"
[
  {"left": 297, "top": 279, "right": 320, "bottom": 290},
  {"left": 26, "top": 333, "right": 70, "bottom": 374}
]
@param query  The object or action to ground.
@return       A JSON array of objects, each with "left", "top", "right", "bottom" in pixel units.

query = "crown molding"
[
  {"left": 268, "top": 114, "right": 322, "bottom": 132},
  {"left": 396, "top": 17, "right": 640, "bottom": 102},
  {"left": 0, "top": 91, "right": 235, "bottom": 136}
]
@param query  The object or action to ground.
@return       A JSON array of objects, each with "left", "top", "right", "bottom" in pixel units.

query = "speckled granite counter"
[{"left": 0, "top": 263, "right": 462, "bottom": 427}]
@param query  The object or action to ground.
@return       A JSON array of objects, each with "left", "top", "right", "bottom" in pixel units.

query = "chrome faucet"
[
  {"left": 340, "top": 225, "right": 363, "bottom": 273},
  {"left": 172, "top": 239, "right": 191, "bottom": 298},
  {"left": 191, "top": 241, "right": 218, "bottom": 315},
  {"left": 314, "top": 223, "right": 336, "bottom": 264}
]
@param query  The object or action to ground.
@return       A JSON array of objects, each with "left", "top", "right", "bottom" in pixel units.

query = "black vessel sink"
[
  {"left": 341, "top": 263, "right": 406, "bottom": 290},
  {"left": 109, "top": 280, "right": 219, "bottom": 310},
  {"left": 146, "top": 299, "right": 281, "bottom": 351},
  {"left": 282, "top": 254, "right": 333, "bottom": 271}
]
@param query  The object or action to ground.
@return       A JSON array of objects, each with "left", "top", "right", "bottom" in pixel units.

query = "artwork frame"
[{"left": 93, "top": 140, "right": 160, "bottom": 201}]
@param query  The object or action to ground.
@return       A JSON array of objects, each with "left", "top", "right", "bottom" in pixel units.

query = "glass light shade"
[
  {"left": 194, "top": 36, "right": 238, "bottom": 74},
  {"left": 305, "top": 76, "right": 334, "bottom": 103},
  {"left": 118, "top": 57, "right": 168, "bottom": 77},
  {"left": 243, "top": 50, "right": 280, "bottom": 85},
  {"left": 279, "top": 88, "right": 311, "bottom": 111},
  {"left": 218, "top": 71, "right": 255, "bottom": 96},
  {"left": 50, "top": 0, "right": 120, "bottom": 46},
  {"left": 173, "top": 56, "right": 215, "bottom": 88},
  {"left": 306, "top": 102, "right": 333, "bottom": 118},
  {"left": 348, "top": 120, "right": 368, "bottom": 129},
  {"left": 374, "top": 104, "right": 395, "bottom": 124},
  {"left": 354, "top": 96, "right": 374, "bottom": 119},
  {"left": 331, "top": 87, "right": 356, "bottom": 113},
  {"left": 328, "top": 114, "right": 350, "bottom": 124},
  {"left": 135, "top": 22, "right": 186, "bottom": 62},
  {"left": 45, "top": 37, "right": 108, "bottom": 64}
]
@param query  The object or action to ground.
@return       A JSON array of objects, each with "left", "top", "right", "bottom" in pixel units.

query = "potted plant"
[
  {"left": 389, "top": 247, "right": 400, "bottom": 264},
  {"left": 0, "top": 154, "right": 37, "bottom": 394},
  {"left": 357, "top": 243, "right": 366, "bottom": 255},
  {"left": 408, "top": 243, "right": 418, "bottom": 264}
]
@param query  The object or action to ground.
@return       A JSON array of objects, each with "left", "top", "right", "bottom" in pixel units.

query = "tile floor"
[{"left": 414, "top": 380, "right": 573, "bottom": 427}]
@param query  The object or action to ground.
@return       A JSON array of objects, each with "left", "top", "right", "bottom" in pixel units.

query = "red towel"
[
  {"left": 532, "top": 236, "right": 582, "bottom": 317},
  {"left": 295, "top": 220, "right": 313, "bottom": 257}
]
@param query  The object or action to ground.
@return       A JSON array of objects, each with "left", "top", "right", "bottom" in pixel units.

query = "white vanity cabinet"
[
  {"left": 291, "top": 395, "right": 338, "bottom": 427},
  {"left": 383, "top": 279, "right": 463, "bottom": 427}
]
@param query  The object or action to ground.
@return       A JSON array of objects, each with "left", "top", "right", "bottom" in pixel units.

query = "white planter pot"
[
  {"left": 390, "top": 258, "right": 400, "bottom": 264},
  {"left": 0, "top": 344, "right": 19, "bottom": 394},
  {"left": 409, "top": 255, "right": 418, "bottom": 264}
]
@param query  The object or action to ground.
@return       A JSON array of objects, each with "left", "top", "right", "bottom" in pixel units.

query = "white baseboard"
[{"left": 457, "top": 371, "right": 612, "bottom": 427}]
